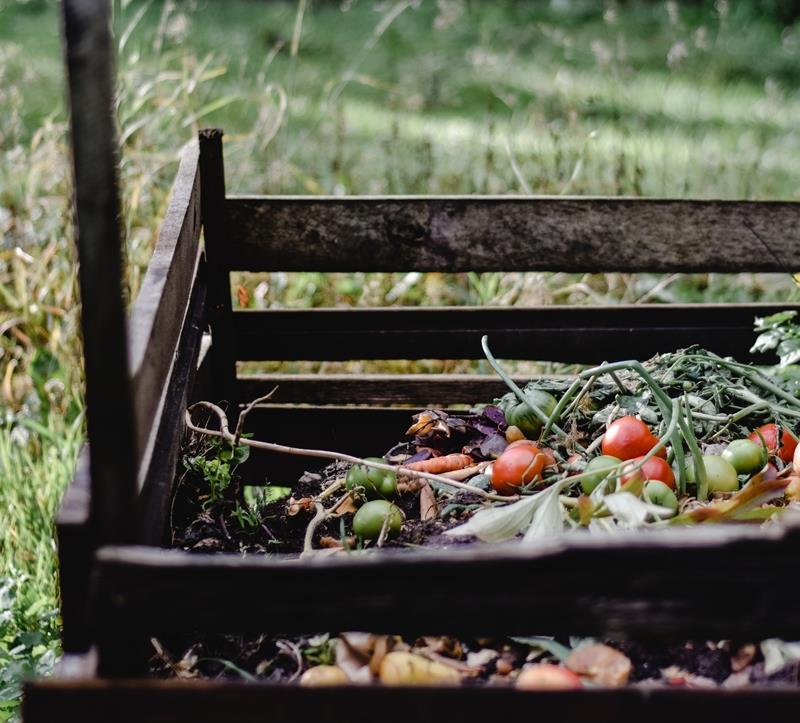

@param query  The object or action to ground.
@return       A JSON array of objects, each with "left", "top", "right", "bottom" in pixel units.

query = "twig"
[
  {"left": 439, "top": 461, "right": 491, "bottom": 480},
  {"left": 303, "top": 502, "right": 327, "bottom": 554},
  {"left": 233, "top": 387, "right": 278, "bottom": 447},
  {"left": 317, "top": 478, "right": 344, "bottom": 501},
  {"left": 376, "top": 513, "right": 391, "bottom": 548},
  {"left": 186, "top": 402, "right": 515, "bottom": 503},
  {"left": 301, "top": 492, "right": 354, "bottom": 554}
]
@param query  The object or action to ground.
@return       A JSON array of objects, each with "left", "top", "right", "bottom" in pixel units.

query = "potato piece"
[
  {"left": 299, "top": 665, "right": 349, "bottom": 687},
  {"left": 379, "top": 652, "right": 461, "bottom": 686}
]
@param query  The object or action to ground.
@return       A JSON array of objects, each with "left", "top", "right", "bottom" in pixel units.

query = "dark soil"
[{"left": 170, "top": 454, "right": 476, "bottom": 555}]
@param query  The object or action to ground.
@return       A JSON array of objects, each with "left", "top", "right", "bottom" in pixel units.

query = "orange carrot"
[{"left": 404, "top": 453, "right": 474, "bottom": 474}]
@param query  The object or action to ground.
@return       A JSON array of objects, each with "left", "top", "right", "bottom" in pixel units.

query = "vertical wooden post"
[
  {"left": 198, "top": 129, "right": 238, "bottom": 413},
  {"left": 61, "top": 0, "right": 138, "bottom": 546}
]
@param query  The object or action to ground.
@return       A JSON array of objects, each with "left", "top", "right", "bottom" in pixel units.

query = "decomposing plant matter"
[
  {"left": 165, "top": 317, "right": 800, "bottom": 690},
  {"left": 181, "top": 339, "right": 800, "bottom": 554}
]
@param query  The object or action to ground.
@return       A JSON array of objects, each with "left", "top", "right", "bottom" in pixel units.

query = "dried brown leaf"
[
  {"left": 330, "top": 494, "right": 358, "bottom": 517},
  {"left": 287, "top": 497, "right": 314, "bottom": 516},
  {"left": 420, "top": 483, "right": 438, "bottom": 521}
]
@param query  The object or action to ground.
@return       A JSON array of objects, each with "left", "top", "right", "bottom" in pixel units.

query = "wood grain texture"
[
  {"left": 233, "top": 405, "right": 427, "bottom": 483},
  {"left": 232, "top": 303, "right": 794, "bottom": 363},
  {"left": 226, "top": 196, "right": 800, "bottom": 272},
  {"left": 90, "top": 521, "right": 800, "bottom": 641},
  {"left": 236, "top": 373, "right": 535, "bottom": 405},
  {"left": 129, "top": 141, "right": 201, "bottom": 467},
  {"left": 137, "top": 261, "right": 208, "bottom": 545},
  {"left": 23, "top": 679, "right": 800, "bottom": 723},
  {"left": 55, "top": 448, "right": 93, "bottom": 653},
  {"left": 199, "top": 130, "right": 237, "bottom": 411},
  {"left": 61, "top": 0, "right": 137, "bottom": 545}
]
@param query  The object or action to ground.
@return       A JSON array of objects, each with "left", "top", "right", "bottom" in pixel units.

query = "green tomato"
[
  {"left": 722, "top": 439, "right": 766, "bottom": 475},
  {"left": 352, "top": 500, "right": 403, "bottom": 540},
  {"left": 504, "top": 390, "right": 558, "bottom": 438},
  {"left": 346, "top": 458, "right": 397, "bottom": 498},
  {"left": 580, "top": 455, "right": 622, "bottom": 494},
  {"left": 644, "top": 480, "right": 678, "bottom": 515},
  {"left": 687, "top": 455, "right": 739, "bottom": 493}
]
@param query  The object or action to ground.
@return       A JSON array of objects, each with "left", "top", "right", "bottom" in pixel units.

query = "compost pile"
[
  {"left": 174, "top": 346, "right": 800, "bottom": 555},
  {"left": 163, "top": 313, "right": 800, "bottom": 689}
]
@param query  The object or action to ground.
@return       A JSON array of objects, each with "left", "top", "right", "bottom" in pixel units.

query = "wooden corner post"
[
  {"left": 198, "top": 129, "right": 237, "bottom": 413},
  {"left": 61, "top": 0, "right": 138, "bottom": 546}
]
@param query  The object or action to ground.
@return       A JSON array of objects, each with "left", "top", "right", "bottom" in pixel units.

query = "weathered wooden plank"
[
  {"left": 232, "top": 303, "right": 793, "bottom": 363},
  {"left": 232, "top": 405, "right": 425, "bottom": 483},
  {"left": 23, "top": 679, "right": 800, "bottom": 723},
  {"left": 55, "top": 447, "right": 92, "bottom": 653},
  {"left": 129, "top": 141, "right": 201, "bottom": 466},
  {"left": 61, "top": 0, "right": 137, "bottom": 545},
  {"left": 90, "top": 521, "right": 800, "bottom": 640},
  {"left": 226, "top": 196, "right": 800, "bottom": 272},
  {"left": 199, "top": 129, "right": 237, "bottom": 412},
  {"left": 137, "top": 261, "right": 208, "bottom": 544},
  {"left": 236, "top": 373, "right": 535, "bottom": 405}
]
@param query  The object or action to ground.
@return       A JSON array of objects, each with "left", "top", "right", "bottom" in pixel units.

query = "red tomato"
[
  {"left": 491, "top": 445, "right": 548, "bottom": 495},
  {"left": 601, "top": 416, "right": 665, "bottom": 461},
  {"left": 620, "top": 456, "right": 675, "bottom": 490},
  {"left": 748, "top": 423, "right": 798, "bottom": 463},
  {"left": 506, "top": 440, "right": 557, "bottom": 467}
]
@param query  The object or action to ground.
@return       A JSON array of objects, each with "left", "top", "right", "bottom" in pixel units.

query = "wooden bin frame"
[{"left": 24, "top": 1, "right": 800, "bottom": 720}]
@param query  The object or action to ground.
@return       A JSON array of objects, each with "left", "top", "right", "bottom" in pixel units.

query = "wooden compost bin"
[{"left": 23, "top": 2, "right": 800, "bottom": 721}]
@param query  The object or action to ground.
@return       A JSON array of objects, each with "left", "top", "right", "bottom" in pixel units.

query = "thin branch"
[
  {"left": 234, "top": 387, "right": 279, "bottom": 447},
  {"left": 186, "top": 402, "right": 515, "bottom": 503}
]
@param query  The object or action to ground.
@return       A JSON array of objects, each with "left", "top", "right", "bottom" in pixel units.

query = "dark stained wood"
[
  {"left": 198, "top": 129, "right": 237, "bottom": 412},
  {"left": 137, "top": 260, "right": 208, "bottom": 545},
  {"left": 62, "top": 0, "right": 137, "bottom": 545},
  {"left": 55, "top": 448, "right": 92, "bottom": 653},
  {"left": 232, "top": 303, "right": 794, "bottom": 363},
  {"left": 129, "top": 141, "right": 201, "bottom": 469},
  {"left": 234, "top": 405, "right": 426, "bottom": 483},
  {"left": 226, "top": 196, "right": 800, "bottom": 273},
  {"left": 24, "top": 678, "right": 800, "bottom": 723},
  {"left": 236, "top": 373, "right": 535, "bottom": 405},
  {"left": 90, "top": 521, "right": 800, "bottom": 641}
]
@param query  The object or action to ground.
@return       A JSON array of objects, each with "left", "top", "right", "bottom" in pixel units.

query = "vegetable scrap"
[
  {"left": 150, "top": 634, "right": 800, "bottom": 689},
  {"left": 163, "top": 312, "right": 800, "bottom": 689}
]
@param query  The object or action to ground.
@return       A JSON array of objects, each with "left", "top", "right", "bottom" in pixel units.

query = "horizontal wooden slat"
[
  {"left": 226, "top": 196, "right": 800, "bottom": 272},
  {"left": 90, "top": 521, "right": 800, "bottom": 640},
  {"left": 234, "top": 405, "right": 421, "bottom": 483},
  {"left": 129, "top": 140, "right": 202, "bottom": 464},
  {"left": 232, "top": 303, "right": 793, "bottom": 363},
  {"left": 23, "top": 678, "right": 800, "bottom": 723},
  {"left": 236, "top": 373, "right": 535, "bottom": 405}
]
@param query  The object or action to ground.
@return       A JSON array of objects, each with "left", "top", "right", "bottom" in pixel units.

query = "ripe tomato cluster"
[{"left": 489, "top": 410, "right": 798, "bottom": 502}]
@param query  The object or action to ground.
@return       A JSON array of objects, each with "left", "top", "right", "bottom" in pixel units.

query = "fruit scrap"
[
  {"left": 379, "top": 651, "right": 461, "bottom": 686},
  {"left": 516, "top": 663, "right": 583, "bottom": 690},
  {"left": 299, "top": 665, "right": 349, "bottom": 687},
  {"left": 565, "top": 643, "right": 632, "bottom": 687}
]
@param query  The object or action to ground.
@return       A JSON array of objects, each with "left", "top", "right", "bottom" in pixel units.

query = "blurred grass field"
[{"left": 2, "top": 0, "right": 800, "bottom": 717}]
